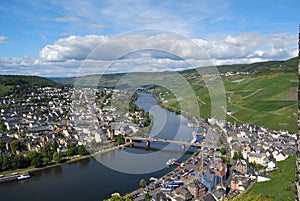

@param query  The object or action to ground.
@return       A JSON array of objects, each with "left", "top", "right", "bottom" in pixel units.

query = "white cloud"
[
  {"left": 39, "top": 35, "right": 108, "bottom": 61},
  {"left": 195, "top": 32, "right": 297, "bottom": 60},
  {"left": 54, "top": 16, "right": 80, "bottom": 22},
  {"left": 39, "top": 32, "right": 297, "bottom": 62},
  {"left": 1, "top": 31, "right": 297, "bottom": 77},
  {"left": 86, "top": 23, "right": 107, "bottom": 29},
  {"left": 0, "top": 36, "right": 7, "bottom": 44}
]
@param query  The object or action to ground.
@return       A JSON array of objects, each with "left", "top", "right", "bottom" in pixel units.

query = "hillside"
[
  {"left": 1, "top": 57, "right": 298, "bottom": 132},
  {"left": 181, "top": 57, "right": 298, "bottom": 75},
  {"left": 0, "top": 75, "right": 63, "bottom": 96},
  {"left": 235, "top": 155, "right": 296, "bottom": 201},
  {"left": 57, "top": 57, "right": 298, "bottom": 87}
]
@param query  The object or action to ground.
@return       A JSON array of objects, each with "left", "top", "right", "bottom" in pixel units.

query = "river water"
[{"left": 0, "top": 92, "right": 195, "bottom": 201}]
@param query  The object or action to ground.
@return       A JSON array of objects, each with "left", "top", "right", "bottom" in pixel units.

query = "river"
[{"left": 0, "top": 92, "right": 195, "bottom": 201}]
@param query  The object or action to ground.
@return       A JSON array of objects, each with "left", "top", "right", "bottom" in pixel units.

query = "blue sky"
[{"left": 0, "top": 0, "right": 299, "bottom": 76}]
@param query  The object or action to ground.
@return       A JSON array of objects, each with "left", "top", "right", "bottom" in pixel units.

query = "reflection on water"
[
  {"left": 53, "top": 165, "right": 63, "bottom": 174},
  {"left": 78, "top": 158, "right": 90, "bottom": 168}
]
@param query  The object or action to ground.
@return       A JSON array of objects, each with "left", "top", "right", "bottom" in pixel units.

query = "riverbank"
[
  {"left": 107, "top": 149, "right": 200, "bottom": 201},
  {"left": 0, "top": 142, "right": 133, "bottom": 176}
]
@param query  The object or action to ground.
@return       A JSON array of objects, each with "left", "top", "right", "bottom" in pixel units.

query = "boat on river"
[
  {"left": 166, "top": 158, "right": 176, "bottom": 166},
  {"left": 0, "top": 171, "right": 30, "bottom": 184}
]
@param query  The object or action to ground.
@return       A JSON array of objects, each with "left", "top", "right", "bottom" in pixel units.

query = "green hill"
[
  {"left": 0, "top": 75, "right": 63, "bottom": 96},
  {"left": 235, "top": 155, "right": 296, "bottom": 201}
]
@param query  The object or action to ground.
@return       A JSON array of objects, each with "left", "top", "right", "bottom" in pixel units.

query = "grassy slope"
[
  {"left": 159, "top": 72, "right": 297, "bottom": 132},
  {"left": 224, "top": 73, "right": 297, "bottom": 132},
  {"left": 235, "top": 155, "right": 296, "bottom": 201}
]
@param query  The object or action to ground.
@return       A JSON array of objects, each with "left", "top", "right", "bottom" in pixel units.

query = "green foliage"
[
  {"left": 0, "top": 154, "right": 30, "bottom": 171},
  {"left": 233, "top": 151, "right": 243, "bottom": 160},
  {"left": 103, "top": 194, "right": 123, "bottom": 201},
  {"left": 220, "top": 147, "right": 226, "bottom": 155},
  {"left": 219, "top": 137, "right": 223, "bottom": 144},
  {"left": 125, "top": 194, "right": 134, "bottom": 201},
  {"left": 0, "top": 141, "right": 90, "bottom": 172},
  {"left": 52, "top": 152, "right": 61, "bottom": 163},
  {"left": 0, "top": 75, "right": 62, "bottom": 96},
  {"left": 143, "top": 112, "right": 151, "bottom": 127},
  {"left": 0, "top": 121, "right": 7, "bottom": 133},
  {"left": 145, "top": 193, "right": 151, "bottom": 201},
  {"left": 139, "top": 178, "right": 146, "bottom": 188},
  {"left": 66, "top": 143, "right": 78, "bottom": 156},
  {"left": 9, "top": 140, "right": 20, "bottom": 153},
  {"left": 114, "top": 134, "right": 125, "bottom": 146},
  {"left": 78, "top": 145, "right": 89, "bottom": 156},
  {"left": 29, "top": 152, "right": 43, "bottom": 167},
  {"left": 0, "top": 140, "right": 6, "bottom": 150}
]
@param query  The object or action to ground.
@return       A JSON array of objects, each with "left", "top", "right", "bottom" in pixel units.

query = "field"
[
  {"left": 157, "top": 72, "right": 298, "bottom": 132},
  {"left": 235, "top": 155, "right": 296, "bottom": 201}
]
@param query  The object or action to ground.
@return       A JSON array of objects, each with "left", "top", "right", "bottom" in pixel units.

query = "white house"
[
  {"left": 274, "top": 152, "right": 286, "bottom": 162},
  {"left": 257, "top": 175, "right": 270, "bottom": 182},
  {"left": 266, "top": 161, "right": 276, "bottom": 171}
]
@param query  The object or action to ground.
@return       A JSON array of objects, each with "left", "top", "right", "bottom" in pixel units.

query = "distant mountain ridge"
[{"left": 55, "top": 57, "right": 298, "bottom": 87}]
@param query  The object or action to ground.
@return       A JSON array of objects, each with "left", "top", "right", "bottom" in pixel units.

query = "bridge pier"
[
  {"left": 129, "top": 139, "right": 134, "bottom": 147},
  {"left": 182, "top": 145, "right": 186, "bottom": 151},
  {"left": 146, "top": 141, "right": 151, "bottom": 149}
]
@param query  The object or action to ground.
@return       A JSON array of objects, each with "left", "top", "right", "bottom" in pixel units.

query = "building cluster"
[
  {"left": 136, "top": 118, "right": 296, "bottom": 201},
  {"left": 137, "top": 152, "right": 229, "bottom": 201},
  {"left": 210, "top": 118, "right": 296, "bottom": 199},
  {"left": 0, "top": 87, "right": 78, "bottom": 155},
  {"left": 0, "top": 87, "right": 147, "bottom": 157}
]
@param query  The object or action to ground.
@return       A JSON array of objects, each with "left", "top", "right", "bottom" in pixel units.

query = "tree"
[
  {"left": 10, "top": 140, "right": 20, "bottom": 153},
  {"left": 218, "top": 137, "right": 223, "bottom": 144},
  {"left": 145, "top": 193, "right": 151, "bottom": 201},
  {"left": 143, "top": 113, "right": 151, "bottom": 127},
  {"left": 109, "top": 194, "right": 123, "bottom": 201},
  {"left": 0, "top": 121, "right": 7, "bottom": 133},
  {"left": 78, "top": 145, "right": 88, "bottom": 156},
  {"left": 233, "top": 151, "right": 243, "bottom": 160},
  {"left": 53, "top": 152, "right": 61, "bottom": 163},
  {"left": 0, "top": 154, "right": 11, "bottom": 170},
  {"left": 0, "top": 140, "right": 6, "bottom": 150},
  {"left": 114, "top": 134, "right": 125, "bottom": 146},
  {"left": 66, "top": 143, "right": 78, "bottom": 156},
  {"left": 31, "top": 155, "right": 43, "bottom": 167},
  {"left": 220, "top": 147, "right": 226, "bottom": 155},
  {"left": 27, "top": 151, "right": 43, "bottom": 167},
  {"left": 11, "top": 154, "right": 28, "bottom": 169},
  {"left": 42, "top": 157, "right": 51, "bottom": 165},
  {"left": 125, "top": 194, "right": 134, "bottom": 201},
  {"left": 139, "top": 178, "right": 146, "bottom": 188},
  {"left": 42, "top": 142, "right": 54, "bottom": 159}
]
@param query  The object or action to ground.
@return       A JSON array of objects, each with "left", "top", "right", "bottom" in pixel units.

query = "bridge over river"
[{"left": 124, "top": 137, "right": 219, "bottom": 150}]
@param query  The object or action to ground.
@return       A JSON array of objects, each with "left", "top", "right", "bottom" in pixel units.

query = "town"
[
  {"left": 117, "top": 116, "right": 296, "bottom": 201},
  {"left": 0, "top": 86, "right": 150, "bottom": 173},
  {"left": 0, "top": 86, "right": 296, "bottom": 201}
]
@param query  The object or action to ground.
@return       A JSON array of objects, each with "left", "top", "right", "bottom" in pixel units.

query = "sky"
[{"left": 0, "top": 0, "right": 299, "bottom": 77}]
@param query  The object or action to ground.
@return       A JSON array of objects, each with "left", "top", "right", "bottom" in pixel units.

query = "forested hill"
[
  {"left": 216, "top": 57, "right": 297, "bottom": 74},
  {"left": 0, "top": 75, "right": 63, "bottom": 96},
  {"left": 181, "top": 57, "right": 298, "bottom": 75}
]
